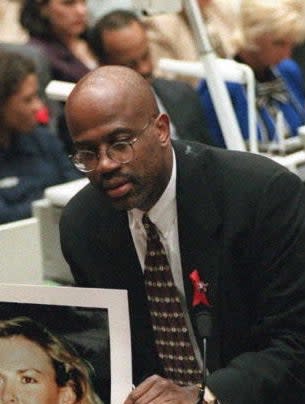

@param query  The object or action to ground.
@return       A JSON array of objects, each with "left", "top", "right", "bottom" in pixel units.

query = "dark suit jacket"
[
  {"left": 152, "top": 78, "right": 213, "bottom": 145},
  {"left": 60, "top": 141, "right": 305, "bottom": 403}
]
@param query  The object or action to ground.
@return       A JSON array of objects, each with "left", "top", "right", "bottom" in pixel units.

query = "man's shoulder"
[
  {"left": 63, "top": 182, "right": 103, "bottom": 211},
  {"left": 174, "top": 141, "right": 302, "bottom": 214},
  {"left": 61, "top": 181, "right": 125, "bottom": 224},
  {"left": 174, "top": 141, "right": 291, "bottom": 179}
]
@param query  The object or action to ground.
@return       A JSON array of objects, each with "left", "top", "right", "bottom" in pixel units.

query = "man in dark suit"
[
  {"left": 61, "top": 65, "right": 305, "bottom": 403},
  {"left": 87, "top": 9, "right": 213, "bottom": 145}
]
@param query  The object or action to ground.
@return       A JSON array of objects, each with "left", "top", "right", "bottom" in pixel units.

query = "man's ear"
[
  {"left": 156, "top": 113, "right": 171, "bottom": 145},
  {"left": 58, "top": 384, "right": 77, "bottom": 404}
]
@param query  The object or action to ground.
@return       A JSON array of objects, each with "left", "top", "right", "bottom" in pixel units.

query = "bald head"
[
  {"left": 65, "top": 65, "right": 172, "bottom": 212},
  {"left": 66, "top": 65, "right": 158, "bottom": 136}
]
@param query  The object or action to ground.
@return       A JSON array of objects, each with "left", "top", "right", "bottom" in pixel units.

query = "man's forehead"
[
  {"left": 66, "top": 66, "right": 156, "bottom": 128},
  {"left": 66, "top": 102, "right": 117, "bottom": 136},
  {"left": 69, "top": 64, "right": 151, "bottom": 98},
  {"left": 74, "top": 77, "right": 122, "bottom": 101},
  {"left": 67, "top": 81, "right": 124, "bottom": 120},
  {"left": 66, "top": 95, "right": 145, "bottom": 138}
]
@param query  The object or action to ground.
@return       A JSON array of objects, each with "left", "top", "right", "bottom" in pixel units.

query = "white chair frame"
[
  {"left": 158, "top": 57, "right": 305, "bottom": 179},
  {"left": 0, "top": 218, "right": 43, "bottom": 284}
]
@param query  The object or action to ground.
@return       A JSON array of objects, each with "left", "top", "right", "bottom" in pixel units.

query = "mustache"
[{"left": 100, "top": 172, "right": 139, "bottom": 188}]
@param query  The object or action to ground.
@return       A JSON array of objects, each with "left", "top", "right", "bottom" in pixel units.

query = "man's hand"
[{"left": 124, "top": 374, "right": 198, "bottom": 403}]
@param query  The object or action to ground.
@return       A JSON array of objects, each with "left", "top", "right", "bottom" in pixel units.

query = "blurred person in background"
[
  {"left": 88, "top": 9, "right": 214, "bottom": 147},
  {"left": 198, "top": 0, "right": 305, "bottom": 149},
  {"left": 20, "top": 0, "right": 97, "bottom": 83},
  {"left": 0, "top": 50, "right": 81, "bottom": 224},
  {"left": 143, "top": 0, "right": 239, "bottom": 86},
  {"left": 20, "top": 0, "right": 98, "bottom": 156}
]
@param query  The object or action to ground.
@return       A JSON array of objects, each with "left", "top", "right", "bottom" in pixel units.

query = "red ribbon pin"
[{"left": 189, "top": 269, "right": 211, "bottom": 307}]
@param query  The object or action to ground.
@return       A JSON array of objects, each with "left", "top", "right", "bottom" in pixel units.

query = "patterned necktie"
[{"left": 142, "top": 213, "right": 202, "bottom": 385}]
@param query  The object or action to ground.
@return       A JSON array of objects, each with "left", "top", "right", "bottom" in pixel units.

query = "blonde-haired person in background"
[
  {"left": 0, "top": 316, "right": 103, "bottom": 404},
  {"left": 143, "top": 0, "right": 239, "bottom": 86},
  {"left": 198, "top": 0, "right": 305, "bottom": 149}
]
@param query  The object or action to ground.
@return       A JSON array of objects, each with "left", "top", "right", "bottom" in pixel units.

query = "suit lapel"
[
  {"left": 174, "top": 142, "right": 223, "bottom": 369},
  {"left": 178, "top": 203, "right": 221, "bottom": 310},
  {"left": 174, "top": 142, "right": 223, "bottom": 370},
  {"left": 174, "top": 142, "right": 222, "bottom": 307}
]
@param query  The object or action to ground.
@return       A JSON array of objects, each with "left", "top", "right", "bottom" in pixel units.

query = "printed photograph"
[{"left": 0, "top": 285, "right": 132, "bottom": 404}]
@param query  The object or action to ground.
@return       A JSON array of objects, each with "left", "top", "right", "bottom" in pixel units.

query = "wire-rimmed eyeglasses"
[{"left": 70, "top": 116, "right": 158, "bottom": 173}]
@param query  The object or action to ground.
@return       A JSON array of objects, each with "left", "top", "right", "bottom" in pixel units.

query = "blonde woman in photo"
[{"left": 0, "top": 316, "right": 102, "bottom": 404}]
